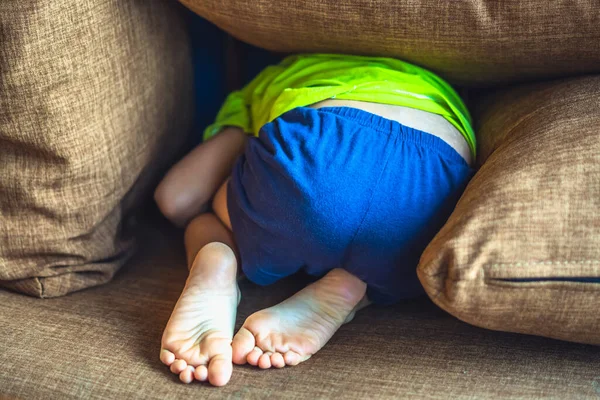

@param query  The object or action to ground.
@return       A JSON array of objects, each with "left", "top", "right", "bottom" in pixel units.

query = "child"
[{"left": 154, "top": 54, "right": 476, "bottom": 386}]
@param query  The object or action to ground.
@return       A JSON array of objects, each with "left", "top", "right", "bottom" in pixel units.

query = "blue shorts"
[{"left": 227, "top": 107, "right": 473, "bottom": 304}]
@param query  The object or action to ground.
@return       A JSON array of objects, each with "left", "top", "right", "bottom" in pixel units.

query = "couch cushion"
[
  {"left": 0, "top": 1, "right": 194, "bottom": 297},
  {"left": 418, "top": 75, "right": 600, "bottom": 345},
  {"left": 179, "top": 0, "right": 600, "bottom": 86},
  {"left": 1, "top": 223, "right": 599, "bottom": 399}
]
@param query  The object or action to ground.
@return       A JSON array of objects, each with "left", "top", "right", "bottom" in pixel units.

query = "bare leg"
[
  {"left": 160, "top": 213, "right": 240, "bottom": 386},
  {"left": 231, "top": 268, "right": 369, "bottom": 368},
  {"left": 154, "top": 127, "right": 246, "bottom": 227},
  {"left": 183, "top": 207, "right": 237, "bottom": 266}
]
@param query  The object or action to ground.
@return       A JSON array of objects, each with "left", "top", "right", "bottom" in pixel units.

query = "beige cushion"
[
  {"left": 179, "top": 0, "right": 600, "bottom": 85},
  {"left": 0, "top": 1, "right": 194, "bottom": 297},
  {"left": 2, "top": 224, "right": 599, "bottom": 399},
  {"left": 418, "top": 75, "right": 600, "bottom": 345}
]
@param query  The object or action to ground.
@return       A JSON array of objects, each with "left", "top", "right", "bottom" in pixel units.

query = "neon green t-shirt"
[{"left": 205, "top": 54, "right": 476, "bottom": 158}]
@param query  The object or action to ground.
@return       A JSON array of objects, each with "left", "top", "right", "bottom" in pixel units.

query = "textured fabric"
[
  {"left": 1, "top": 223, "right": 599, "bottom": 400},
  {"left": 418, "top": 75, "right": 600, "bottom": 345},
  {"left": 179, "top": 0, "right": 600, "bottom": 86},
  {"left": 0, "top": 1, "right": 194, "bottom": 297},
  {"left": 204, "top": 54, "right": 476, "bottom": 157},
  {"left": 228, "top": 107, "right": 473, "bottom": 304}
]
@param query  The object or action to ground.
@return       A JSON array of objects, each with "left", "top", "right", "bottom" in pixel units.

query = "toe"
[
  {"left": 258, "top": 353, "right": 272, "bottom": 369},
  {"left": 194, "top": 365, "right": 208, "bottom": 382},
  {"left": 201, "top": 335, "right": 234, "bottom": 386},
  {"left": 160, "top": 349, "right": 175, "bottom": 366},
  {"left": 270, "top": 352, "right": 285, "bottom": 368},
  {"left": 246, "top": 347, "right": 263, "bottom": 366},
  {"left": 179, "top": 366, "right": 195, "bottom": 384},
  {"left": 232, "top": 327, "right": 256, "bottom": 365},
  {"left": 208, "top": 354, "right": 233, "bottom": 387},
  {"left": 284, "top": 351, "right": 302, "bottom": 366},
  {"left": 170, "top": 359, "right": 188, "bottom": 374}
]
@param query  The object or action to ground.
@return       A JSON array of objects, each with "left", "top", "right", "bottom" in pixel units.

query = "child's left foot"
[
  {"left": 160, "top": 242, "right": 239, "bottom": 386},
  {"left": 231, "top": 268, "right": 367, "bottom": 368}
]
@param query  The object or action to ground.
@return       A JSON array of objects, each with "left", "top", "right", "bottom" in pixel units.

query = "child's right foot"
[
  {"left": 231, "top": 268, "right": 367, "bottom": 369},
  {"left": 160, "top": 242, "right": 239, "bottom": 386}
]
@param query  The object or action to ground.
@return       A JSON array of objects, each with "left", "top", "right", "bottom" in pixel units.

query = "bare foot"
[
  {"left": 231, "top": 268, "right": 367, "bottom": 368},
  {"left": 160, "top": 242, "right": 239, "bottom": 386}
]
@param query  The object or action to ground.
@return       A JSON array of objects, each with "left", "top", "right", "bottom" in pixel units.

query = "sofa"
[{"left": 1, "top": 1, "right": 599, "bottom": 399}]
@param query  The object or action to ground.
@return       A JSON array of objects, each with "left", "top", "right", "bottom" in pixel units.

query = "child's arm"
[{"left": 154, "top": 127, "right": 247, "bottom": 228}]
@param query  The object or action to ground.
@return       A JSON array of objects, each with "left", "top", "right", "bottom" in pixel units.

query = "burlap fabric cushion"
[
  {"left": 417, "top": 75, "right": 600, "bottom": 345},
  {"left": 0, "top": 1, "right": 194, "bottom": 297},
  {"left": 179, "top": 0, "right": 600, "bottom": 85}
]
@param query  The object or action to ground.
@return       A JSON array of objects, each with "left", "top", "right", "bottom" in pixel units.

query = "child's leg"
[
  {"left": 154, "top": 127, "right": 246, "bottom": 227},
  {"left": 231, "top": 268, "right": 370, "bottom": 369},
  {"left": 160, "top": 213, "right": 240, "bottom": 386},
  {"left": 183, "top": 209, "right": 236, "bottom": 267}
]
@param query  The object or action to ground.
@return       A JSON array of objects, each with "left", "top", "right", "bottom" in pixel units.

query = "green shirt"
[{"left": 205, "top": 54, "right": 476, "bottom": 158}]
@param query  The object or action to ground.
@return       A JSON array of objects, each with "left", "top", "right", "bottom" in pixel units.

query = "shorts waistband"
[{"left": 306, "top": 106, "right": 469, "bottom": 166}]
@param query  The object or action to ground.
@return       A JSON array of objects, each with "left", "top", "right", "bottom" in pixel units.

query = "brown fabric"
[
  {"left": 0, "top": 1, "right": 194, "bottom": 297},
  {"left": 418, "top": 75, "right": 600, "bottom": 346},
  {"left": 179, "top": 0, "right": 600, "bottom": 86},
  {"left": 1, "top": 224, "right": 599, "bottom": 399}
]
